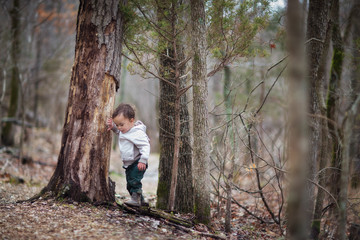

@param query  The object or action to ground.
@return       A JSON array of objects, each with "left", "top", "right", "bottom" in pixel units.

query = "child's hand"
[
  {"left": 138, "top": 162, "right": 146, "bottom": 171},
  {"left": 107, "top": 118, "right": 114, "bottom": 131}
]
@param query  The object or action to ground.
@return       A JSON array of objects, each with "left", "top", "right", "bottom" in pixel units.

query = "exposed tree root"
[{"left": 16, "top": 187, "right": 50, "bottom": 203}]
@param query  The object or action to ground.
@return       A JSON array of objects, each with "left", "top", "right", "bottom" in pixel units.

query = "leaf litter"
[{"left": 0, "top": 129, "right": 284, "bottom": 239}]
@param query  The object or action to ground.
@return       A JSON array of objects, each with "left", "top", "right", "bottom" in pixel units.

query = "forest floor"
[{"left": 0, "top": 128, "right": 284, "bottom": 239}]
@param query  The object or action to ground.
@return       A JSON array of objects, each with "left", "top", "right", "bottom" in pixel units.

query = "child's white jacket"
[{"left": 112, "top": 121, "right": 150, "bottom": 168}]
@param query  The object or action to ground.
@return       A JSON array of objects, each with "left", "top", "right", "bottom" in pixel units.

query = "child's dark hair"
[{"left": 112, "top": 103, "right": 136, "bottom": 119}]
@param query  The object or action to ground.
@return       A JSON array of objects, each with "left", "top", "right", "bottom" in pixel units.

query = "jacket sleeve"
[
  {"left": 132, "top": 131, "right": 150, "bottom": 165},
  {"left": 110, "top": 122, "right": 120, "bottom": 135}
]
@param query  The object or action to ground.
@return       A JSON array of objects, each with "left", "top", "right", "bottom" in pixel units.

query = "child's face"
[{"left": 113, "top": 113, "right": 135, "bottom": 133}]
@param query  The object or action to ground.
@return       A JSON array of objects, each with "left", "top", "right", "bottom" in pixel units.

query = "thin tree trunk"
[
  {"left": 33, "top": 29, "right": 42, "bottom": 128},
  {"left": 168, "top": 87, "right": 180, "bottom": 211},
  {"left": 0, "top": 70, "right": 5, "bottom": 146},
  {"left": 225, "top": 173, "right": 232, "bottom": 233},
  {"left": 286, "top": 0, "right": 308, "bottom": 238},
  {"left": 2, "top": 0, "right": 20, "bottom": 146},
  {"left": 191, "top": 0, "right": 210, "bottom": 225},
  {"left": 42, "top": 0, "right": 125, "bottom": 203}
]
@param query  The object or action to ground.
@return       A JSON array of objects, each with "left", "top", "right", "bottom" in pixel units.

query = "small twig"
[
  {"left": 304, "top": 37, "right": 325, "bottom": 45},
  {"left": 267, "top": 55, "right": 288, "bottom": 73},
  {"left": 239, "top": 114, "right": 279, "bottom": 225},
  {"left": 255, "top": 63, "right": 287, "bottom": 116},
  {"left": 177, "top": 84, "right": 192, "bottom": 97}
]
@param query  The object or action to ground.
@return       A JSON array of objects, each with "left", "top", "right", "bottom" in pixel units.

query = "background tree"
[
  {"left": 306, "top": 0, "right": 332, "bottom": 236},
  {"left": 0, "top": 0, "right": 77, "bottom": 150},
  {"left": 40, "top": 0, "right": 126, "bottom": 202},
  {"left": 306, "top": 0, "right": 333, "bottom": 238},
  {"left": 1, "top": 0, "right": 20, "bottom": 146},
  {"left": 350, "top": 3, "right": 360, "bottom": 189},
  {"left": 326, "top": 0, "right": 345, "bottom": 222}
]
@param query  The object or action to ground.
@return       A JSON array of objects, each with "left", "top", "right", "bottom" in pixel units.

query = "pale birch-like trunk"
[
  {"left": 191, "top": 0, "right": 210, "bottom": 224},
  {"left": 43, "top": 0, "right": 125, "bottom": 203}
]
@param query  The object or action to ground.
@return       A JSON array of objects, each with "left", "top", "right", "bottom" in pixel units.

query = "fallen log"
[
  {"left": 117, "top": 201, "right": 226, "bottom": 240},
  {"left": 117, "top": 201, "right": 193, "bottom": 228}
]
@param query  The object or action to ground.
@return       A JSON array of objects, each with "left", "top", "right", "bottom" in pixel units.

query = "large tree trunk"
[
  {"left": 286, "top": 0, "right": 309, "bottom": 238},
  {"left": 156, "top": 0, "right": 193, "bottom": 213},
  {"left": 42, "top": 0, "right": 125, "bottom": 203},
  {"left": 191, "top": 0, "right": 210, "bottom": 225},
  {"left": 2, "top": 0, "right": 20, "bottom": 146}
]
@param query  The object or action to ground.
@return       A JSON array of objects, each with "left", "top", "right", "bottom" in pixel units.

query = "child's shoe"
[
  {"left": 125, "top": 192, "right": 141, "bottom": 207},
  {"left": 141, "top": 195, "right": 149, "bottom": 207}
]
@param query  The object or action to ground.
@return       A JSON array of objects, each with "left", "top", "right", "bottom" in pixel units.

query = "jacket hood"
[{"left": 133, "top": 120, "right": 147, "bottom": 132}]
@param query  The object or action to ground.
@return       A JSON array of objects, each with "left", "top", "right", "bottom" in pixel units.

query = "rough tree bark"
[
  {"left": 41, "top": 0, "right": 125, "bottom": 203},
  {"left": 306, "top": 0, "right": 332, "bottom": 233},
  {"left": 156, "top": 0, "right": 193, "bottom": 213},
  {"left": 2, "top": 0, "right": 20, "bottom": 146},
  {"left": 191, "top": 0, "right": 210, "bottom": 224},
  {"left": 308, "top": 1, "right": 332, "bottom": 239},
  {"left": 286, "top": 0, "right": 309, "bottom": 238}
]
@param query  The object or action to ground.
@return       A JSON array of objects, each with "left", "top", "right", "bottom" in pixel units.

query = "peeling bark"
[{"left": 43, "top": 0, "right": 126, "bottom": 203}]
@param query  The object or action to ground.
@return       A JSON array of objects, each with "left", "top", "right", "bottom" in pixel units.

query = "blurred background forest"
[{"left": 0, "top": 0, "right": 360, "bottom": 239}]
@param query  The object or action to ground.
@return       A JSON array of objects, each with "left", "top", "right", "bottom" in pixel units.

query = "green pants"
[{"left": 125, "top": 159, "right": 147, "bottom": 195}]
